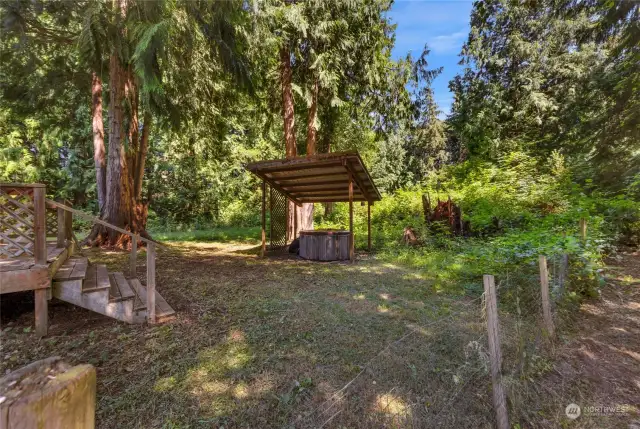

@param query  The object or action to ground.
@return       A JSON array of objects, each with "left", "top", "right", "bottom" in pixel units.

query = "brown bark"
[
  {"left": 88, "top": 0, "right": 149, "bottom": 247},
  {"left": 281, "top": 43, "right": 299, "bottom": 241},
  {"left": 281, "top": 45, "right": 296, "bottom": 158},
  {"left": 104, "top": 49, "right": 127, "bottom": 242},
  {"left": 91, "top": 72, "right": 106, "bottom": 213},
  {"left": 134, "top": 112, "right": 151, "bottom": 201},
  {"left": 306, "top": 76, "right": 318, "bottom": 157},
  {"left": 300, "top": 77, "right": 319, "bottom": 231}
]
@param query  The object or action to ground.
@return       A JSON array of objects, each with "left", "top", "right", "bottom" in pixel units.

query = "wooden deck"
[
  {"left": 0, "top": 242, "right": 67, "bottom": 273},
  {"left": 1, "top": 182, "right": 174, "bottom": 335}
]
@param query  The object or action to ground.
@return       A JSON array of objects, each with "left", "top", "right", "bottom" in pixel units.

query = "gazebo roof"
[{"left": 246, "top": 151, "right": 381, "bottom": 205}]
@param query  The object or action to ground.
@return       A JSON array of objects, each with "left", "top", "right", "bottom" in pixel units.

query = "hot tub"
[{"left": 299, "top": 230, "right": 351, "bottom": 261}]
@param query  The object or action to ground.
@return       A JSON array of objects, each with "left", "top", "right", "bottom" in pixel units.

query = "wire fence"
[{"left": 298, "top": 218, "right": 591, "bottom": 428}]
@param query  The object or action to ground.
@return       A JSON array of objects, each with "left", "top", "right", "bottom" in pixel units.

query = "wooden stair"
[{"left": 52, "top": 257, "right": 175, "bottom": 324}]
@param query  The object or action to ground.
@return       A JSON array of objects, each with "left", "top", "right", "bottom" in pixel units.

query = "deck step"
[
  {"left": 82, "top": 264, "right": 110, "bottom": 292},
  {"left": 108, "top": 272, "right": 136, "bottom": 302},
  {"left": 53, "top": 257, "right": 88, "bottom": 281},
  {"left": 128, "top": 279, "right": 176, "bottom": 320},
  {"left": 128, "top": 278, "right": 146, "bottom": 311}
]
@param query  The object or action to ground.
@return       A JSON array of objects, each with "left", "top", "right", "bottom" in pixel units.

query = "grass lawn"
[
  {"left": 1, "top": 238, "right": 638, "bottom": 428},
  {"left": 149, "top": 226, "right": 261, "bottom": 243}
]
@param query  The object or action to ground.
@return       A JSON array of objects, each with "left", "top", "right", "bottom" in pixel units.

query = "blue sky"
[{"left": 388, "top": 1, "right": 473, "bottom": 117}]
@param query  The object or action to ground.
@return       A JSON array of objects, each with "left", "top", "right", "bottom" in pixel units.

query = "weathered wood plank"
[
  {"left": 0, "top": 266, "right": 49, "bottom": 294},
  {"left": 147, "top": 243, "right": 156, "bottom": 323},
  {"left": 0, "top": 358, "right": 96, "bottom": 429},
  {"left": 483, "top": 275, "right": 509, "bottom": 429},
  {"left": 538, "top": 255, "right": 555, "bottom": 337},
  {"left": 83, "top": 264, "right": 97, "bottom": 291},
  {"left": 35, "top": 288, "right": 48, "bottom": 337},
  {"left": 95, "top": 264, "right": 110, "bottom": 290},
  {"left": 112, "top": 272, "right": 135, "bottom": 300},
  {"left": 33, "top": 187, "right": 47, "bottom": 266},
  {"left": 53, "top": 259, "right": 76, "bottom": 280},
  {"left": 108, "top": 273, "right": 121, "bottom": 301},
  {"left": 128, "top": 278, "right": 146, "bottom": 310},
  {"left": 68, "top": 260, "right": 88, "bottom": 280},
  {"left": 129, "top": 235, "right": 137, "bottom": 278}
]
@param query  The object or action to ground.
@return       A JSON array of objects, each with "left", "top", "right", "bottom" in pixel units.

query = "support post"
[
  {"left": 261, "top": 181, "right": 266, "bottom": 257},
  {"left": 35, "top": 289, "right": 48, "bottom": 337},
  {"left": 56, "top": 205, "right": 66, "bottom": 248},
  {"left": 367, "top": 201, "right": 371, "bottom": 252},
  {"left": 33, "top": 187, "right": 47, "bottom": 266},
  {"left": 147, "top": 243, "right": 156, "bottom": 324},
  {"left": 349, "top": 172, "right": 354, "bottom": 261},
  {"left": 483, "top": 275, "right": 509, "bottom": 429},
  {"left": 64, "top": 201, "right": 72, "bottom": 242},
  {"left": 33, "top": 186, "right": 48, "bottom": 337},
  {"left": 293, "top": 202, "right": 298, "bottom": 239},
  {"left": 538, "top": 255, "right": 555, "bottom": 337},
  {"left": 130, "top": 235, "right": 137, "bottom": 278},
  {"left": 579, "top": 217, "right": 587, "bottom": 241}
]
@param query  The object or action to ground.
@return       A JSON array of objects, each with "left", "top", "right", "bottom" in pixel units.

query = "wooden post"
[
  {"left": 147, "top": 242, "right": 156, "bottom": 324},
  {"left": 64, "top": 201, "right": 72, "bottom": 242},
  {"left": 33, "top": 186, "right": 48, "bottom": 337},
  {"left": 129, "top": 235, "right": 137, "bottom": 278},
  {"left": 367, "top": 201, "right": 371, "bottom": 252},
  {"left": 348, "top": 172, "right": 354, "bottom": 261},
  {"left": 0, "top": 358, "right": 96, "bottom": 429},
  {"left": 261, "top": 181, "right": 266, "bottom": 257},
  {"left": 293, "top": 203, "right": 298, "bottom": 239},
  {"left": 579, "top": 217, "right": 587, "bottom": 241},
  {"left": 483, "top": 275, "right": 509, "bottom": 429},
  {"left": 538, "top": 255, "right": 555, "bottom": 337},
  {"left": 56, "top": 205, "right": 66, "bottom": 248},
  {"left": 33, "top": 187, "right": 47, "bottom": 266}
]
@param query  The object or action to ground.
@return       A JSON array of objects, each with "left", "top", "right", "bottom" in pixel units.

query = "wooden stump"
[{"left": 0, "top": 357, "right": 96, "bottom": 429}]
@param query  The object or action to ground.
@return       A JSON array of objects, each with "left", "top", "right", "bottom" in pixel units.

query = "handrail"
[
  {"left": 45, "top": 197, "right": 159, "bottom": 323},
  {"left": 44, "top": 199, "right": 163, "bottom": 247}
]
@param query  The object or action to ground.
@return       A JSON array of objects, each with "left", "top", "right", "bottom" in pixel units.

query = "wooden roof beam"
[
  {"left": 254, "top": 171, "right": 303, "bottom": 206},
  {"left": 343, "top": 159, "right": 372, "bottom": 202}
]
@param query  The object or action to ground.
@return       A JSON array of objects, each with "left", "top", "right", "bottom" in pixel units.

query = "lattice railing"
[
  {"left": 46, "top": 206, "right": 58, "bottom": 238},
  {"left": 270, "top": 186, "right": 288, "bottom": 250},
  {"left": 0, "top": 186, "right": 36, "bottom": 258}
]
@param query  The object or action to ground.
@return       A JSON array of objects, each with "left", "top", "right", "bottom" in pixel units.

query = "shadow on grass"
[{"left": 151, "top": 226, "right": 261, "bottom": 244}]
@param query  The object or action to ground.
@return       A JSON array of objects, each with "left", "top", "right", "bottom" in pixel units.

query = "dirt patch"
[{"left": 529, "top": 250, "right": 640, "bottom": 428}]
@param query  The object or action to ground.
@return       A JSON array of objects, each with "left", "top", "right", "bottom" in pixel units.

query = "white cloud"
[{"left": 428, "top": 30, "right": 467, "bottom": 54}]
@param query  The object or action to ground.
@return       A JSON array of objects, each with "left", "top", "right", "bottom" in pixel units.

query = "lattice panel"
[
  {"left": 0, "top": 187, "right": 35, "bottom": 258},
  {"left": 46, "top": 207, "right": 58, "bottom": 237},
  {"left": 269, "top": 186, "right": 288, "bottom": 250}
]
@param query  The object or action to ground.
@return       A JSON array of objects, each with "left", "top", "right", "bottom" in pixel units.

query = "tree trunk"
[
  {"left": 281, "top": 43, "right": 298, "bottom": 241},
  {"left": 281, "top": 45, "right": 296, "bottom": 158},
  {"left": 300, "top": 76, "right": 319, "bottom": 232},
  {"left": 306, "top": 77, "right": 318, "bottom": 157},
  {"left": 104, "top": 49, "right": 127, "bottom": 242},
  {"left": 91, "top": 72, "right": 106, "bottom": 213},
  {"left": 134, "top": 112, "right": 151, "bottom": 200}
]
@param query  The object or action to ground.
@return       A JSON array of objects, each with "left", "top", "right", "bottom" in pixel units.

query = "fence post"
[
  {"left": 146, "top": 242, "right": 156, "bottom": 324},
  {"left": 538, "top": 255, "right": 555, "bottom": 337},
  {"left": 483, "top": 275, "right": 509, "bottom": 429},
  {"left": 579, "top": 217, "right": 587, "bottom": 241},
  {"left": 33, "top": 186, "right": 48, "bottom": 337},
  {"left": 130, "top": 235, "right": 137, "bottom": 278},
  {"left": 56, "top": 205, "right": 66, "bottom": 248}
]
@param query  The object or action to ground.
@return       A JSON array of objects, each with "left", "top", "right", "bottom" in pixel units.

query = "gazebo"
[{"left": 246, "top": 151, "right": 381, "bottom": 261}]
